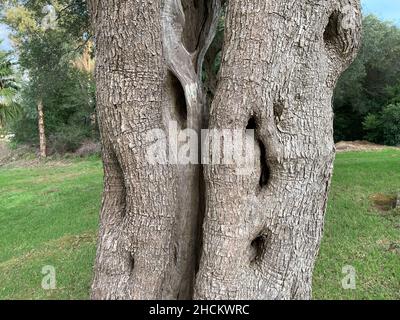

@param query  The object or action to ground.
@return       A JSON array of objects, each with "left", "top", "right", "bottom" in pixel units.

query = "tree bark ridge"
[
  {"left": 194, "top": 0, "right": 361, "bottom": 300},
  {"left": 90, "top": 0, "right": 220, "bottom": 300}
]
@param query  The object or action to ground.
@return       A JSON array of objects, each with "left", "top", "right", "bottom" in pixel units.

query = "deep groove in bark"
[
  {"left": 115, "top": 160, "right": 128, "bottom": 219},
  {"left": 108, "top": 146, "right": 127, "bottom": 218},
  {"left": 324, "top": 11, "right": 340, "bottom": 48},
  {"left": 250, "top": 230, "right": 271, "bottom": 264},
  {"left": 245, "top": 117, "right": 270, "bottom": 188},
  {"left": 246, "top": 116, "right": 257, "bottom": 130},
  {"left": 273, "top": 101, "right": 284, "bottom": 125},
  {"left": 173, "top": 243, "right": 178, "bottom": 265},
  {"left": 258, "top": 139, "right": 270, "bottom": 188},
  {"left": 194, "top": 1, "right": 209, "bottom": 71},
  {"left": 129, "top": 254, "right": 135, "bottom": 273},
  {"left": 169, "top": 71, "right": 188, "bottom": 127},
  {"left": 194, "top": 168, "right": 205, "bottom": 277},
  {"left": 193, "top": 0, "right": 221, "bottom": 280}
]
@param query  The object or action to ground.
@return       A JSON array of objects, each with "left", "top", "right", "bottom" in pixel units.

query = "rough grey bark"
[
  {"left": 89, "top": 0, "right": 219, "bottom": 299},
  {"left": 194, "top": 0, "right": 362, "bottom": 299},
  {"left": 37, "top": 99, "right": 46, "bottom": 158},
  {"left": 89, "top": 0, "right": 361, "bottom": 300}
]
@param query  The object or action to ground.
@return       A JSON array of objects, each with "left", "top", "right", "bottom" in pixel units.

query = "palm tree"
[{"left": 0, "top": 49, "right": 19, "bottom": 127}]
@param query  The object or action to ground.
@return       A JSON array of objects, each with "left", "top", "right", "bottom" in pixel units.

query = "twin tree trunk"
[{"left": 89, "top": 0, "right": 361, "bottom": 300}]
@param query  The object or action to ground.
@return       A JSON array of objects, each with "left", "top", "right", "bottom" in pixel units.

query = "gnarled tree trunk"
[
  {"left": 195, "top": 0, "right": 361, "bottom": 300},
  {"left": 89, "top": 0, "right": 220, "bottom": 299},
  {"left": 89, "top": 0, "right": 361, "bottom": 300}
]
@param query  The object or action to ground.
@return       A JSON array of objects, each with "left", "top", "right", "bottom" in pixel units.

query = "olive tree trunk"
[
  {"left": 88, "top": 0, "right": 220, "bottom": 299},
  {"left": 89, "top": 0, "right": 361, "bottom": 300},
  {"left": 195, "top": 0, "right": 361, "bottom": 300}
]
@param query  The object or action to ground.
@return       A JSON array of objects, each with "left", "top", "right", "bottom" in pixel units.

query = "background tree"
[
  {"left": 0, "top": 45, "right": 19, "bottom": 128},
  {"left": 2, "top": 0, "right": 96, "bottom": 154},
  {"left": 334, "top": 15, "right": 400, "bottom": 145}
]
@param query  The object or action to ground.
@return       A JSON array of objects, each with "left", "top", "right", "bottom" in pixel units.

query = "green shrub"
[
  {"left": 48, "top": 125, "right": 90, "bottom": 154},
  {"left": 10, "top": 113, "right": 40, "bottom": 146},
  {"left": 363, "top": 113, "right": 384, "bottom": 143},
  {"left": 381, "top": 103, "right": 400, "bottom": 146}
]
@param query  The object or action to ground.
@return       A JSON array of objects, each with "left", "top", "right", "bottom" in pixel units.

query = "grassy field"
[
  {"left": 0, "top": 157, "right": 102, "bottom": 299},
  {"left": 0, "top": 150, "right": 399, "bottom": 300}
]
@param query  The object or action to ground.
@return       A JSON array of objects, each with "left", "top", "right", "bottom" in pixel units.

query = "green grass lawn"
[
  {"left": 313, "top": 149, "right": 400, "bottom": 299},
  {"left": 0, "top": 158, "right": 102, "bottom": 299},
  {"left": 0, "top": 150, "right": 399, "bottom": 300}
]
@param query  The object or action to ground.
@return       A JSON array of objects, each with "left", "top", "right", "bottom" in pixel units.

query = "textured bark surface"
[
  {"left": 37, "top": 99, "right": 46, "bottom": 158},
  {"left": 194, "top": 0, "right": 361, "bottom": 300},
  {"left": 90, "top": 0, "right": 219, "bottom": 299},
  {"left": 90, "top": 0, "right": 361, "bottom": 300}
]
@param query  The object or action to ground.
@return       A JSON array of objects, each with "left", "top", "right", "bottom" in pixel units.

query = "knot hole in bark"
[
  {"left": 246, "top": 117, "right": 270, "bottom": 188},
  {"left": 169, "top": 71, "right": 188, "bottom": 127},
  {"left": 323, "top": 10, "right": 353, "bottom": 57},
  {"left": 250, "top": 230, "right": 271, "bottom": 264},
  {"left": 324, "top": 11, "right": 340, "bottom": 47},
  {"left": 273, "top": 101, "right": 284, "bottom": 125},
  {"left": 246, "top": 117, "right": 257, "bottom": 130},
  {"left": 258, "top": 139, "right": 270, "bottom": 188},
  {"left": 129, "top": 253, "right": 135, "bottom": 273}
]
